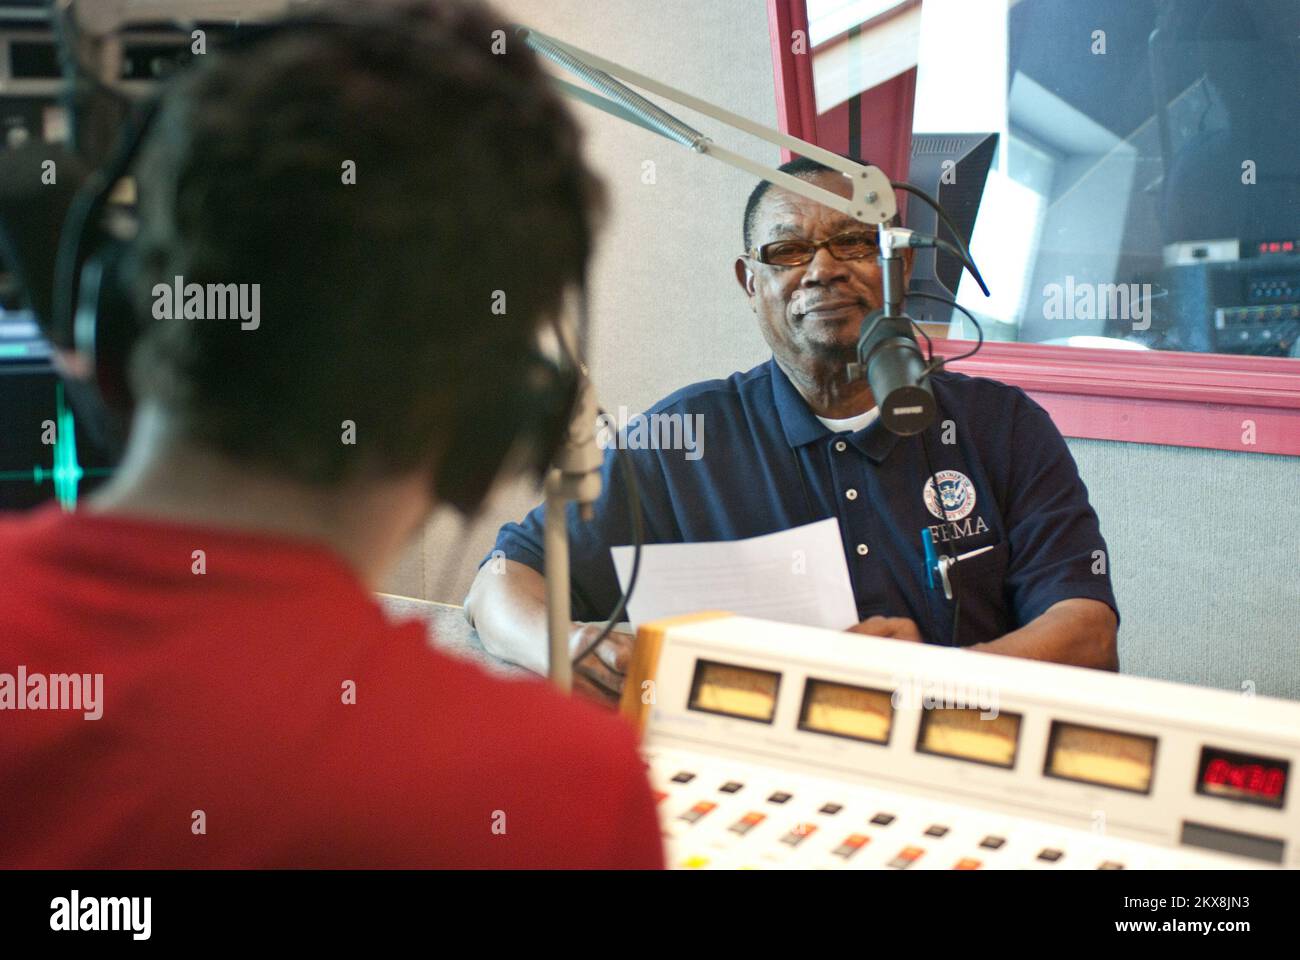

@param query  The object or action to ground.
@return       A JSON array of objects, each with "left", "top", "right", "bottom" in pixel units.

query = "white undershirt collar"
[{"left": 815, "top": 407, "right": 879, "bottom": 434}]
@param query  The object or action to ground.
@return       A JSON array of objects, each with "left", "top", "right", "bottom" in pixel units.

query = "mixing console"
[{"left": 621, "top": 613, "right": 1300, "bottom": 870}]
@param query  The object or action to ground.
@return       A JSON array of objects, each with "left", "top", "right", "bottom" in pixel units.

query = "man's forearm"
[
  {"left": 464, "top": 560, "right": 632, "bottom": 704},
  {"left": 968, "top": 598, "right": 1119, "bottom": 671},
  {"left": 463, "top": 559, "right": 551, "bottom": 674}
]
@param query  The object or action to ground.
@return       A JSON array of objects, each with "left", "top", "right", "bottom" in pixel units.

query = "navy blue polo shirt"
[{"left": 489, "top": 358, "right": 1118, "bottom": 646}]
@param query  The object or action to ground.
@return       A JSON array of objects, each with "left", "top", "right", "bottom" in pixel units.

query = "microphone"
[{"left": 848, "top": 226, "right": 938, "bottom": 436}]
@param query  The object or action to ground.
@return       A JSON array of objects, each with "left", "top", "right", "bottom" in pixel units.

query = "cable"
[
  {"left": 545, "top": 281, "right": 646, "bottom": 673},
  {"left": 932, "top": 237, "right": 988, "bottom": 299},
  {"left": 905, "top": 292, "right": 985, "bottom": 370},
  {"left": 904, "top": 290, "right": 985, "bottom": 648},
  {"left": 570, "top": 437, "right": 644, "bottom": 668},
  {"left": 909, "top": 312, "right": 935, "bottom": 362},
  {"left": 891, "top": 181, "right": 990, "bottom": 297}
]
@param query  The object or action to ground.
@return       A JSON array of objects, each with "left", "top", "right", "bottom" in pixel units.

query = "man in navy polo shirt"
[{"left": 466, "top": 157, "right": 1118, "bottom": 703}]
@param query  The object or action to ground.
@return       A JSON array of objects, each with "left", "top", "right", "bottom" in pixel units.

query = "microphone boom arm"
[{"left": 517, "top": 26, "right": 898, "bottom": 227}]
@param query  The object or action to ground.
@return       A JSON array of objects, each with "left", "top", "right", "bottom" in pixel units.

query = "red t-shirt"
[{"left": 0, "top": 507, "right": 664, "bottom": 869}]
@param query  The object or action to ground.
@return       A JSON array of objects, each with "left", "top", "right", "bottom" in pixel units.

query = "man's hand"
[
  {"left": 846, "top": 615, "right": 923, "bottom": 642},
  {"left": 569, "top": 623, "right": 635, "bottom": 707}
]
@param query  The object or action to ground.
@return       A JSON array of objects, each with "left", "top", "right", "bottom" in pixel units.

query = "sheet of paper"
[{"left": 610, "top": 518, "right": 858, "bottom": 630}]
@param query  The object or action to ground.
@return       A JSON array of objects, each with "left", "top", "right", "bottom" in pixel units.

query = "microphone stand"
[{"left": 543, "top": 375, "right": 602, "bottom": 691}]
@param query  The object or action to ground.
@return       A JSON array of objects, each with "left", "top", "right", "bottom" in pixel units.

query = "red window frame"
[{"left": 766, "top": 0, "right": 1300, "bottom": 455}]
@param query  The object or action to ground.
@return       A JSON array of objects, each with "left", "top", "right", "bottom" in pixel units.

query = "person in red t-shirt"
[{"left": 0, "top": 0, "right": 663, "bottom": 869}]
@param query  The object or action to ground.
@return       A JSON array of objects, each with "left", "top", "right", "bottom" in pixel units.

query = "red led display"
[
  {"left": 1204, "top": 758, "right": 1284, "bottom": 796},
  {"left": 1257, "top": 239, "right": 1299, "bottom": 255},
  {"left": 1196, "top": 747, "right": 1289, "bottom": 809}
]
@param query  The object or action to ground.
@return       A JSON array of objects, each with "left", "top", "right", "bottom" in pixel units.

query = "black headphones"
[{"left": 50, "top": 11, "right": 581, "bottom": 516}]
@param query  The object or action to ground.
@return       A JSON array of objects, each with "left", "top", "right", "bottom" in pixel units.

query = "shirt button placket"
[{"left": 835, "top": 443, "right": 869, "bottom": 560}]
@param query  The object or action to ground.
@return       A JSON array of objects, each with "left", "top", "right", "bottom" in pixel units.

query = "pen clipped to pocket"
[{"left": 922, "top": 528, "right": 994, "bottom": 601}]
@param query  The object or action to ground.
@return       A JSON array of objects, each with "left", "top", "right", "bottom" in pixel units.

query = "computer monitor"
[{"left": 903, "top": 132, "right": 998, "bottom": 327}]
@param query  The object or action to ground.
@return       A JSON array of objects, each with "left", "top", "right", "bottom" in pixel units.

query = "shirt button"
[
  {"left": 856, "top": 543, "right": 869, "bottom": 556},
  {"left": 834, "top": 440, "right": 847, "bottom": 452},
  {"left": 845, "top": 489, "right": 858, "bottom": 501}
]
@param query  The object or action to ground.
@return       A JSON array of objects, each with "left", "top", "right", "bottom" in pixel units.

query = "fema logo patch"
[{"left": 923, "top": 470, "right": 977, "bottom": 521}]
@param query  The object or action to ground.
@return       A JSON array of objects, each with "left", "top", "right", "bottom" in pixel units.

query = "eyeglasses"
[{"left": 747, "top": 230, "right": 880, "bottom": 267}]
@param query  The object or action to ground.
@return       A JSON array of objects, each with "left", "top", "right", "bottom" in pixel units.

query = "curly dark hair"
[{"left": 129, "top": 0, "right": 604, "bottom": 486}]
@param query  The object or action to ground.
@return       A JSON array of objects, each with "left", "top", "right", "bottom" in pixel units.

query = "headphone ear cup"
[
  {"left": 433, "top": 347, "right": 578, "bottom": 516},
  {"left": 73, "top": 240, "right": 138, "bottom": 414}
]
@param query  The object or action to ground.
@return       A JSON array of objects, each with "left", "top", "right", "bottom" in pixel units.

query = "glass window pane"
[{"left": 910, "top": 0, "right": 1300, "bottom": 360}]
